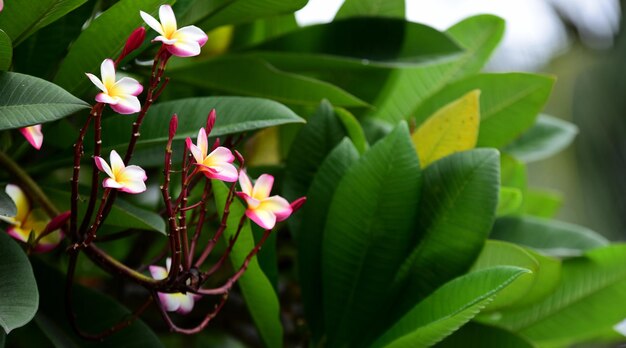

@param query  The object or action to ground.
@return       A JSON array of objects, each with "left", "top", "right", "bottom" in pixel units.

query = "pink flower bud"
[
  {"left": 120, "top": 27, "right": 146, "bottom": 61},
  {"left": 169, "top": 114, "right": 178, "bottom": 140},
  {"left": 43, "top": 211, "right": 71, "bottom": 234},
  {"left": 290, "top": 197, "right": 307, "bottom": 214},
  {"left": 206, "top": 109, "right": 216, "bottom": 135}
]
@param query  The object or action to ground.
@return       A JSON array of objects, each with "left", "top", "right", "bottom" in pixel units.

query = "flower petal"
[
  {"left": 103, "top": 178, "right": 123, "bottom": 189},
  {"left": 153, "top": 35, "right": 177, "bottom": 45},
  {"left": 159, "top": 4, "right": 177, "bottom": 37},
  {"left": 109, "top": 150, "right": 125, "bottom": 176},
  {"left": 174, "top": 26, "right": 208, "bottom": 46},
  {"left": 95, "top": 93, "right": 118, "bottom": 105},
  {"left": 33, "top": 230, "right": 63, "bottom": 253},
  {"left": 85, "top": 73, "right": 106, "bottom": 92},
  {"left": 206, "top": 146, "right": 234, "bottom": 164},
  {"left": 113, "top": 77, "right": 143, "bottom": 96},
  {"left": 166, "top": 40, "right": 201, "bottom": 57},
  {"left": 259, "top": 196, "right": 292, "bottom": 222},
  {"left": 197, "top": 128, "right": 208, "bottom": 159},
  {"left": 198, "top": 162, "right": 238, "bottom": 182},
  {"left": 100, "top": 59, "right": 116, "bottom": 89},
  {"left": 7, "top": 225, "right": 30, "bottom": 243},
  {"left": 176, "top": 294, "right": 195, "bottom": 314},
  {"left": 5, "top": 184, "right": 30, "bottom": 223},
  {"left": 246, "top": 208, "right": 276, "bottom": 230},
  {"left": 149, "top": 265, "right": 168, "bottom": 280},
  {"left": 94, "top": 156, "right": 114, "bottom": 178},
  {"left": 110, "top": 95, "right": 141, "bottom": 114},
  {"left": 140, "top": 10, "right": 164, "bottom": 36},
  {"left": 19, "top": 125, "right": 43, "bottom": 150},
  {"left": 238, "top": 171, "right": 253, "bottom": 196},
  {"left": 252, "top": 174, "right": 274, "bottom": 200},
  {"left": 158, "top": 292, "right": 180, "bottom": 312}
]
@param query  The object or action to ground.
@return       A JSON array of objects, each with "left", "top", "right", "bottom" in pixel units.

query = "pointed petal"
[
  {"left": 19, "top": 125, "right": 43, "bottom": 150},
  {"left": 149, "top": 265, "right": 168, "bottom": 280},
  {"left": 100, "top": 59, "right": 116, "bottom": 88},
  {"left": 85, "top": 73, "right": 106, "bottom": 92},
  {"left": 113, "top": 77, "right": 143, "bottom": 96},
  {"left": 94, "top": 156, "right": 114, "bottom": 178},
  {"left": 7, "top": 226, "right": 30, "bottom": 243},
  {"left": 103, "top": 178, "right": 123, "bottom": 189},
  {"left": 110, "top": 95, "right": 141, "bottom": 114},
  {"left": 5, "top": 184, "right": 30, "bottom": 223},
  {"left": 176, "top": 294, "right": 195, "bottom": 314},
  {"left": 109, "top": 150, "right": 125, "bottom": 176},
  {"left": 246, "top": 208, "right": 276, "bottom": 230},
  {"left": 174, "top": 26, "right": 208, "bottom": 46},
  {"left": 187, "top": 140, "right": 204, "bottom": 164},
  {"left": 117, "top": 177, "right": 147, "bottom": 194},
  {"left": 206, "top": 146, "right": 234, "bottom": 164},
  {"left": 199, "top": 162, "right": 238, "bottom": 182},
  {"left": 252, "top": 174, "right": 274, "bottom": 200},
  {"left": 95, "top": 93, "right": 118, "bottom": 105},
  {"left": 153, "top": 35, "right": 177, "bottom": 45},
  {"left": 238, "top": 171, "right": 253, "bottom": 196},
  {"left": 260, "top": 196, "right": 292, "bottom": 222},
  {"left": 159, "top": 4, "right": 177, "bottom": 36},
  {"left": 166, "top": 40, "right": 201, "bottom": 57},
  {"left": 140, "top": 10, "right": 164, "bottom": 36},
  {"left": 197, "top": 128, "right": 208, "bottom": 158},
  {"left": 158, "top": 292, "right": 180, "bottom": 312}
]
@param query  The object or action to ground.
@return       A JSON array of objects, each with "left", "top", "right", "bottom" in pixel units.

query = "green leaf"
[
  {"left": 372, "top": 266, "right": 530, "bottom": 348},
  {"left": 505, "top": 114, "right": 578, "bottom": 162},
  {"left": 491, "top": 216, "right": 609, "bottom": 257},
  {"left": 97, "top": 96, "right": 304, "bottom": 153},
  {"left": 485, "top": 245, "right": 626, "bottom": 347},
  {"left": 322, "top": 123, "right": 421, "bottom": 347},
  {"left": 213, "top": 181, "right": 283, "bottom": 348},
  {"left": 0, "top": 72, "right": 89, "bottom": 130},
  {"left": 413, "top": 73, "right": 555, "bottom": 148},
  {"left": 53, "top": 0, "right": 171, "bottom": 95},
  {"left": 333, "top": 107, "right": 369, "bottom": 154},
  {"left": 0, "top": 0, "right": 86, "bottom": 46},
  {"left": 253, "top": 17, "right": 461, "bottom": 67},
  {"left": 521, "top": 188, "right": 562, "bottom": 218},
  {"left": 500, "top": 154, "right": 527, "bottom": 191},
  {"left": 31, "top": 260, "right": 163, "bottom": 348},
  {"left": 43, "top": 186, "right": 166, "bottom": 234},
  {"left": 368, "top": 15, "right": 504, "bottom": 123},
  {"left": 497, "top": 187, "right": 523, "bottom": 217},
  {"left": 472, "top": 240, "right": 561, "bottom": 310},
  {"left": 335, "top": 0, "right": 404, "bottom": 19},
  {"left": 394, "top": 149, "right": 500, "bottom": 309},
  {"left": 0, "top": 231, "right": 38, "bottom": 333},
  {"left": 198, "top": 0, "right": 307, "bottom": 31},
  {"left": 168, "top": 56, "right": 368, "bottom": 107},
  {"left": 0, "top": 189, "right": 16, "bottom": 218},
  {"left": 297, "top": 138, "right": 360, "bottom": 343},
  {"left": 0, "top": 30, "right": 11, "bottom": 71},
  {"left": 436, "top": 323, "right": 534, "bottom": 348}
]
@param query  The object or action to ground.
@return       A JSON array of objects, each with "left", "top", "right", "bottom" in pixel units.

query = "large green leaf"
[
  {"left": 198, "top": 0, "right": 307, "bottom": 31},
  {"left": 0, "top": 30, "right": 11, "bottom": 71},
  {"left": 335, "top": 0, "right": 404, "bottom": 19},
  {"left": 322, "top": 123, "right": 421, "bottom": 347},
  {"left": 436, "top": 323, "right": 534, "bottom": 348},
  {"left": 372, "top": 266, "right": 530, "bottom": 348},
  {"left": 505, "top": 114, "right": 579, "bottom": 162},
  {"left": 393, "top": 149, "right": 500, "bottom": 311},
  {"left": 0, "top": 189, "right": 16, "bottom": 218},
  {"left": 297, "top": 138, "right": 360, "bottom": 343},
  {"left": 491, "top": 216, "right": 609, "bottom": 257},
  {"left": 213, "top": 181, "right": 283, "bottom": 348},
  {"left": 496, "top": 187, "right": 523, "bottom": 216},
  {"left": 484, "top": 245, "right": 626, "bottom": 347},
  {"left": 30, "top": 260, "right": 163, "bottom": 348},
  {"left": 413, "top": 73, "right": 555, "bottom": 148},
  {"left": 0, "top": 0, "right": 85, "bottom": 46},
  {"left": 472, "top": 240, "right": 561, "bottom": 310},
  {"left": 96, "top": 96, "right": 304, "bottom": 153},
  {"left": 0, "top": 72, "right": 89, "bottom": 130},
  {"left": 53, "top": 0, "right": 170, "bottom": 95},
  {"left": 44, "top": 186, "right": 166, "bottom": 234},
  {"left": 521, "top": 188, "right": 562, "bottom": 218},
  {"left": 0, "top": 231, "right": 38, "bottom": 334},
  {"left": 253, "top": 17, "right": 461, "bottom": 67},
  {"left": 168, "top": 56, "right": 368, "bottom": 107},
  {"left": 368, "top": 15, "right": 504, "bottom": 123}
]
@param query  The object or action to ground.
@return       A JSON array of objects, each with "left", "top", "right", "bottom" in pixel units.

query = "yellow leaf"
[{"left": 412, "top": 90, "right": 481, "bottom": 167}]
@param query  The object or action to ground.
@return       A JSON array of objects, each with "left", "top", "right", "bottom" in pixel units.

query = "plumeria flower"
[
  {"left": 149, "top": 258, "right": 200, "bottom": 314},
  {"left": 140, "top": 5, "right": 208, "bottom": 57},
  {"left": 0, "top": 0, "right": 4, "bottom": 12},
  {"left": 237, "top": 171, "right": 293, "bottom": 230},
  {"left": 86, "top": 59, "right": 143, "bottom": 114},
  {"left": 94, "top": 150, "right": 147, "bottom": 194},
  {"left": 19, "top": 124, "right": 43, "bottom": 150},
  {"left": 0, "top": 185, "right": 63, "bottom": 252},
  {"left": 186, "top": 128, "right": 238, "bottom": 182}
]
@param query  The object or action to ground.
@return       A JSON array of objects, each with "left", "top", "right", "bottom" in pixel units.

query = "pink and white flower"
[
  {"left": 149, "top": 258, "right": 200, "bottom": 314},
  {"left": 186, "top": 128, "right": 238, "bottom": 182},
  {"left": 86, "top": 59, "right": 143, "bottom": 114},
  {"left": 94, "top": 150, "right": 147, "bottom": 194},
  {"left": 19, "top": 124, "right": 43, "bottom": 150},
  {"left": 237, "top": 172, "right": 292, "bottom": 230},
  {"left": 0, "top": 185, "right": 63, "bottom": 253},
  {"left": 0, "top": 0, "right": 4, "bottom": 12},
  {"left": 140, "top": 5, "right": 208, "bottom": 57}
]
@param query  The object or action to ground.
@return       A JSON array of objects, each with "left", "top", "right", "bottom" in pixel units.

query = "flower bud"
[
  {"left": 119, "top": 27, "right": 146, "bottom": 62},
  {"left": 169, "top": 114, "right": 178, "bottom": 140},
  {"left": 206, "top": 109, "right": 216, "bottom": 135},
  {"left": 290, "top": 197, "right": 307, "bottom": 214}
]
